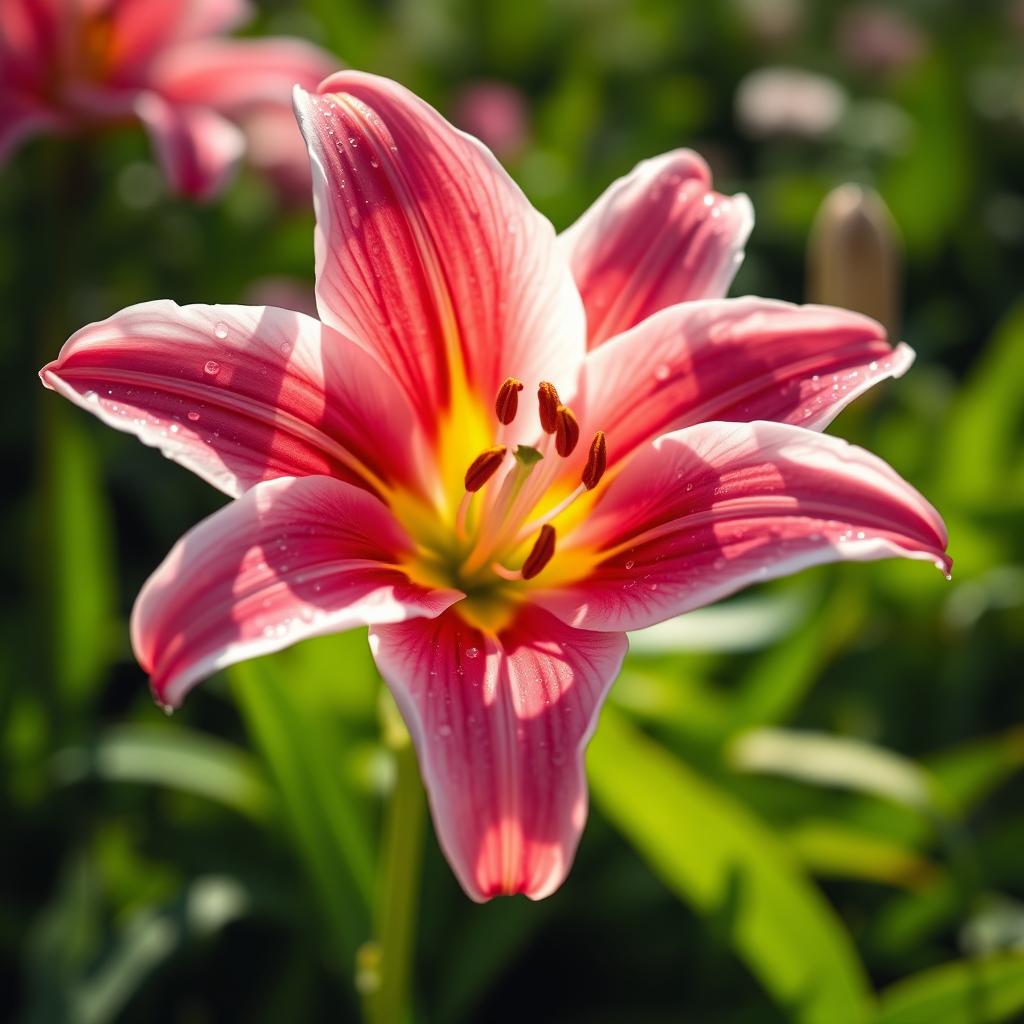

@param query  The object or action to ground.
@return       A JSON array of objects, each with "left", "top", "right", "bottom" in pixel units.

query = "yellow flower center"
[{"left": 389, "top": 375, "right": 608, "bottom": 632}]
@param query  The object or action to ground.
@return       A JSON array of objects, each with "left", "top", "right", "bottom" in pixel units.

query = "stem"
[{"left": 363, "top": 717, "right": 426, "bottom": 1024}]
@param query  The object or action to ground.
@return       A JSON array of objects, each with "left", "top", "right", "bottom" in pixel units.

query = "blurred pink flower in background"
[
  {"left": 0, "top": 0, "right": 337, "bottom": 199},
  {"left": 735, "top": 66, "right": 848, "bottom": 139},
  {"left": 452, "top": 80, "right": 528, "bottom": 158},
  {"left": 837, "top": 4, "right": 926, "bottom": 77}
]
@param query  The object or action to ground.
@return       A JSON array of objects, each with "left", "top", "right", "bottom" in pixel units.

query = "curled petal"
[
  {"left": 559, "top": 150, "right": 753, "bottom": 348},
  {"left": 293, "top": 72, "right": 585, "bottom": 433},
  {"left": 134, "top": 475, "right": 461, "bottom": 708},
  {"left": 577, "top": 298, "right": 915, "bottom": 466},
  {"left": 370, "top": 606, "right": 628, "bottom": 901},
  {"left": 539, "top": 421, "right": 950, "bottom": 632},
  {"left": 41, "top": 300, "right": 429, "bottom": 499},
  {"left": 135, "top": 92, "right": 245, "bottom": 199}
]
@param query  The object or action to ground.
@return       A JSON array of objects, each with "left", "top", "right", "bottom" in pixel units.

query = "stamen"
[
  {"left": 538, "top": 382, "right": 561, "bottom": 433},
  {"left": 464, "top": 445, "right": 507, "bottom": 492},
  {"left": 495, "top": 377, "right": 524, "bottom": 424},
  {"left": 521, "top": 525, "right": 557, "bottom": 580},
  {"left": 554, "top": 405, "right": 580, "bottom": 457},
  {"left": 582, "top": 431, "right": 607, "bottom": 489}
]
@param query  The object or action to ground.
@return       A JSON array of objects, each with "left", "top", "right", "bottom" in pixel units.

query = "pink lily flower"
[
  {"left": 0, "top": 0, "right": 337, "bottom": 199},
  {"left": 40, "top": 71, "right": 950, "bottom": 901}
]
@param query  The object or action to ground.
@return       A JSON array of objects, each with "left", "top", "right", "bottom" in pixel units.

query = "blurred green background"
[{"left": 2, "top": 1, "right": 1024, "bottom": 1021}]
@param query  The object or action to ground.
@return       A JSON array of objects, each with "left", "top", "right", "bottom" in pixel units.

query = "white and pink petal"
[
  {"left": 577, "top": 298, "right": 914, "bottom": 466},
  {"left": 539, "top": 420, "right": 950, "bottom": 632},
  {"left": 40, "top": 300, "right": 429, "bottom": 499},
  {"left": 370, "top": 606, "right": 628, "bottom": 901},
  {"left": 293, "top": 72, "right": 586, "bottom": 434},
  {"left": 134, "top": 474, "right": 461, "bottom": 708},
  {"left": 559, "top": 149, "right": 753, "bottom": 348}
]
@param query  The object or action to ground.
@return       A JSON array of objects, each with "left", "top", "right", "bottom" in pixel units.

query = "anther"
[
  {"left": 538, "top": 382, "right": 561, "bottom": 434},
  {"left": 521, "top": 525, "right": 557, "bottom": 580},
  {"left": 495, "top": 377, "right": 524, "bottom": 425},
  {"left": 554, "top": 405, "right": 580, "bottom": 457},
  {"left": 464, "top": 445, "right": 507, "bottom": 492},
  {"left": 582, "top": 431, "right": 607, "bottom": 490}
]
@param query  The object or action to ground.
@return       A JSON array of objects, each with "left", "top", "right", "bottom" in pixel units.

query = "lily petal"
[
  {"left": 134, "top": 475, "right": 461, "bottom": 708},
  {"left": 41, "top": 300, "right": 429, "bottom": 499},
  {"left": 559, "top": 150, "right": 753, "bottom": 348},
  {"left": 577, "top": 298, "right": 915, "bottom": 466},
  {"left": 151, "top": 37, "right": 336, "bottom": 111},
  {"left": 539, "top": 420, "right": 949, "bottom": 632},
  {"left": 0, "top": 94, "right": 64, "bottom": 162},
  {"left": 370, "top": 605, "right": 628, "bottom": 901},
  {"left": 293, "top": 72, "right": 586, "bottom": 432},
  {"left": 135, "top": 92, "right": 245, "bottom": 199}
]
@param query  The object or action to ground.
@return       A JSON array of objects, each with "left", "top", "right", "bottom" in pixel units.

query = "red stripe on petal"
[
  {"left": 370, "top": 605, "right": 627, "bottom": 901},
  {"left": 41, "top": 300, "right": 430, "bottom": 499},
  {"left": 294, "top": 73, "right": 585, "bottom": 431},
  {"left": 577, "top": 298, "right": 914, "bottom": 467},
  {"left": 559, "top": 149, "right": 753, "bottom": 348},
  {"left": 539, "top": 421, "right": 949, "bottom": 632},
  {"left": 133, "top": 475, "right": 460, "bottom": 708}
]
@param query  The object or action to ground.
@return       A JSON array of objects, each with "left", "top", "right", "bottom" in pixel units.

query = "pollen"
[
  {"left": 494, "top": 377, "right": 524, "bottom": 424},
  {"left": 521, "top": 525, "right": 556, "bottom": 579},
  {"left": 554, "top": 405, "right": 580, "bottom": 457},
  {"left": 537, "top": 381, "right": 560, "bottom": 434},
  {"left": 464, "top": 445, "right": 507, "bottom": 492}
]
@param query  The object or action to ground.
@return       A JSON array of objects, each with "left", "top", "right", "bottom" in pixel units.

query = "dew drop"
[
  {"left": 214, "top": 322, "right": 228, "bottom": 339},
  {"left": 654, "top": 363, "right": 670, "bottom": 382},
  {"left": 624, "top": 559, "right": 636, "bottom": 570},
  {"left": 203, "top": 359, "right": 220, "bottom": 376},
  {"left": 187, "top": 410, "right": 200, "bottom": 422},
  {"left": 465, "top": 646, "right": 479, "bottom": 659}
]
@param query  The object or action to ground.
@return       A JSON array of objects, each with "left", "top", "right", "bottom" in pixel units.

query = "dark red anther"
[
  {"left": 464, "top": 446, "right": 507, "bottom": 492},
  {"left": 582, "top": 431, "right": 607, "bottom": 490},
  {"left": 538, "top": 381, "right": 561, "bottom": 434},
  {"left": 554, "top": 405, "right": 580, "bottom": 457},
  {"left": 521, "top": 525, "right": 556, "bottom": 580},
  {"left": 495, "top": 377, "right": 524, "bottom": 425}
]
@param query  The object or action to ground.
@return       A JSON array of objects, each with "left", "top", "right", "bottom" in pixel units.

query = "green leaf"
[
  {"left": 44, "top": 404, "right": 118, "bottom": 706},
  {"left": 588, "top": 708, "right": 872, "bottom": 1024},
  {"left": 52, "top": 724, "right": 272, "bottom": 822},
  {"left": 876, "top": 954, "right": 1024, "bottom": 1024},
  {"left": 939, "top": 302, "right": 1024, "bottom": 506},
  {"left": 730, "top": 728, "right": 935, "bottom": 811},
  {"left": 229, "top": 658, "right": 374, "bottom": 965},
  {"left": 927, "top": 728, "right": 1024, "bottom": 816},
  {"left": 783, "top": 821, "right": 939, "bottom": 890}
]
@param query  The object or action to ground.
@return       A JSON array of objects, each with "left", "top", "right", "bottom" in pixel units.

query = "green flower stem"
[{"left": 363, "top": 711, "right": 426, "bottom": 1024}]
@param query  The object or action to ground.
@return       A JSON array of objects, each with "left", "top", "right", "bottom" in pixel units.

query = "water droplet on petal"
[
  {"left": 187, "top": 410, "right": 200, "bottom": 422},
  {"left": 465, "top": 646, "right": 479, "bottom": 659},
  {"left": 214, "top": 322, "right": 228, "bottom": 339},
  {"left": 654, "top": 363, "right": 670, "bottom": 382},
  {"left": 203, "top": 359, "right": 220, "bottom": 376}
]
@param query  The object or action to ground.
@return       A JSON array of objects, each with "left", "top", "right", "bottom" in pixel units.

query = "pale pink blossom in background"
[
  {"left": 42, "top": 71, "right": 949, "bottom": 901},
  {"left": 837, "top": 5, "right": 927, "bottom": 77},
  {"left": 735, "top": 66, "right": 848, "bottom": 139},
  {"left": 452, "top": 80, "right": 528, "bottom": 158},
  {"left": 0, "top": 0, "right": 337, "bottom": 199}
]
